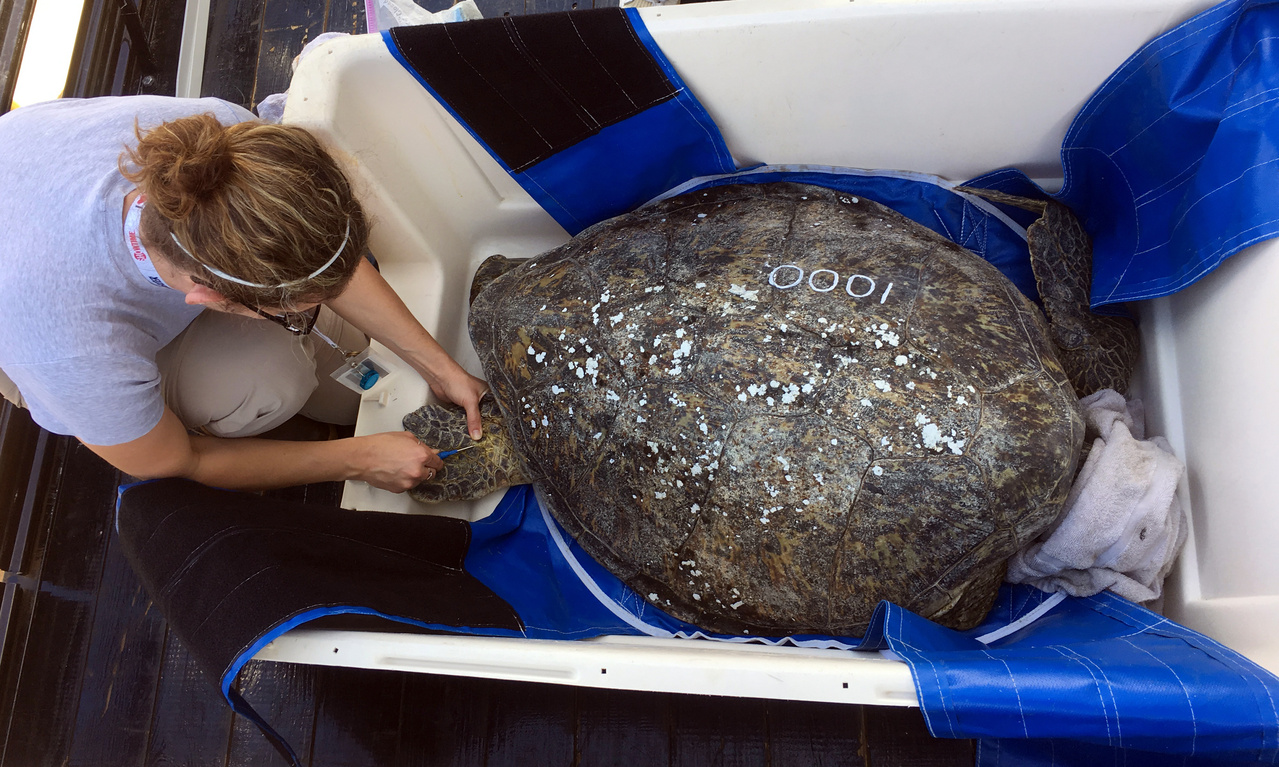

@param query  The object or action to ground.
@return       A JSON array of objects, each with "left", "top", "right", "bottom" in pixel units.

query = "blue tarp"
[
  {"left": 970, "top": 0, "right": 1279, "bottom": 309},
  {"left": 466, "top": 486, "right": 1279, "bottom": 765}
]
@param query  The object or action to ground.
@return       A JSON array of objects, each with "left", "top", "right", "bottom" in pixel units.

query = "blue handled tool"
[{"left": 437, "top": 445, "right": 477, "bottom": 459}]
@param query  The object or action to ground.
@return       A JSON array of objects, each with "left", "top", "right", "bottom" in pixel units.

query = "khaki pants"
[{"left": 0, "top": 307, "right": 366, "bottom": 438}]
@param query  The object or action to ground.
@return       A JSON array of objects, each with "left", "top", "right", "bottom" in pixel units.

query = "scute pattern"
[{"left": 467, "top": 182, "right": 1083, "bottom": 635}]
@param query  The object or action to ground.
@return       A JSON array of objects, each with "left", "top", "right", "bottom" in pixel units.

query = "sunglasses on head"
[{"left": 254, "top": 304, "right": 321, "bottom": 336}]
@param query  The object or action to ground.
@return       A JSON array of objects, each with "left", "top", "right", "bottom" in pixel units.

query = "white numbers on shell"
[
  {"left": 767, "top": 264, "right": 895, "bottom": 304},
  {"left": 808, "top": 269, "right": 838, "bottom": 293}
]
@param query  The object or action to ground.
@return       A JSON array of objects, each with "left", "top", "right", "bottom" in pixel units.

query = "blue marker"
[{"left": 438, "top": 445, "right": 478, "bottom": 459}]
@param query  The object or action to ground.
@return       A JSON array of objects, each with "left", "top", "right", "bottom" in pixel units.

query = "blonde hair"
[{"left": 120, "top": 114, "right": 368, "bottom": 307}]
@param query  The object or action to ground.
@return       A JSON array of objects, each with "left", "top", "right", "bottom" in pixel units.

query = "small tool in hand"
[{"left": 437, "top": 445, "right": 478, "bottom": 459}]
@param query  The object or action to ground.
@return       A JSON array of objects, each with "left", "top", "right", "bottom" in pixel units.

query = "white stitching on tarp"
[
  {"left": 441, "top": 23, "right": 554, "bottom": 152},
  {"left": 1061, "top": 4, "right": 1233, "bottom": 199},
  {"left": 508, "top": 21, "right": 600, "bottom": 129},
  {"left": 982, "top": 649, "right": 1031, "bottom": 738},
  {"left": 1055, "top": 645, "right": 1120, "bottom": 746},
  {"left": 1133, "top": 157, "right": 1279, "bottom": 255},
  {"left": 1105, "top": 36, "right": 1279, "bottom": 159},
  {"left": 566, "top": 14, "right": 639, "bottom": 111},
  {"left": 1119, "top": 636, "right": 1199, "bottom": 756}
]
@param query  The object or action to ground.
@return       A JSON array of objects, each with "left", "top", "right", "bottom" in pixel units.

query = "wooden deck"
[{"left": 0, "top": 1, "right": 976, "bottom": 764}]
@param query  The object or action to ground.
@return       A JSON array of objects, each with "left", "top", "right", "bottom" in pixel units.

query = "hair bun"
[{"left": 126, "top": 114, "right": 235, "bottom": 221}]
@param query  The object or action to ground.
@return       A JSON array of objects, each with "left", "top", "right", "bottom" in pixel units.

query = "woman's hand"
[
  {"left": 349, "top": 430, "right": 445, "bottom": 492},
  {"left": 325, "top": 259, "right": 492, "bottom": 440},
  {"left": 425, "top": 362, "right": 490, "bottom": 441}
]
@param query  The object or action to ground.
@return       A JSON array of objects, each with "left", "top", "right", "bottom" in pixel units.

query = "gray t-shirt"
[{"left": 0, "top": 96, "right": 255, "bottom": 445}]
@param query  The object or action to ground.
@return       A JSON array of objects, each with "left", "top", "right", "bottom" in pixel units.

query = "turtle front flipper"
[
  {"left": 470, "top": 255, "right": 530, "bottom": 306},
  {"left": 403, "top": 398, "right": 538, "bottom": 503},
  {"left": 957, "top": 187, "right": 1140, "bottom": 397}
]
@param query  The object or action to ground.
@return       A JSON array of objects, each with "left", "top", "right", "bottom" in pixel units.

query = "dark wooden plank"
[
  {"left": 862, "top": 707, "right": 974, "bottom": 767},
  {"left": 670, "top": 694, "right": 767, "bottom": 767},
  {"left": 309, "top": 666, "right": 405, "bottom": 767},
  {"left": 252, "top": 0, "right": 326, "bottom": 108},
  {"left": 767, "top": 700, "right": 864, "bottom": 767},
  {"left": 144, "top": 630, "right": 236, "bottom": 767},
  {"left": 226, "top": 660, "right": 319, "bottom": 767},
  {"left": 396, "top": 674, "right": 495, "bottom": 767},
  {"left": 64, "top": 528, "right": 169, "bottom": 767},
  {"left": 323, "top": 0, "right": 366, "bottom": 35},
  {"left": 202, "top": 0, "right": 267, "bottom": 107},
  {"left": 472, "top": 0, "right": 526, "bottom": 18},
  {"left": 575, "top": 686, "right": 671, "bottom": 767},
  {"left": 1, "top": 443, "right": 118, "bottom": 767},
  {"left": 484, "top": 680, "right": 577, "bottom": 767},
  {"left": 136, "top": 0, "right": 187, "bottom": 95}
]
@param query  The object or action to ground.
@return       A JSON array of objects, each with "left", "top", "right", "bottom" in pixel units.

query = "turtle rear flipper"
[
  {"left": 958, "top": 187, "right": 1140, "bottom": 397},
  {"left": 403, "top": 398, "right": 538, "bottom": 503}
]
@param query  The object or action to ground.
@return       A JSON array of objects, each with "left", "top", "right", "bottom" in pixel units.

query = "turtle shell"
[{"left": 468, "top": 182, "right": 1083, "bottom": 636}]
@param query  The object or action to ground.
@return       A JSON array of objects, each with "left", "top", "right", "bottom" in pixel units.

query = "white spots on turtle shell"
[
  {"left": 872, "top": 466, "right": 884, "bottom": 476},
  {"left": 643, "top": 286, "right": 665, "bottom": 293},
  {"left": 535, "top": 351, "right": 546, "bottom": 363},
  {"left": 921, "top": 423, "right": 943, "bottom": 450},
  {"left": 730, "top": 600, "right": 745, "bottom": 610},
  {"left": 968, "top": 385, "right": 977, "bottom": 393},
  {"left": 880, "top": 436, "right": 891, "bottom": 447},
  {"left": 692, "top": 593, "right": 701, "bottom": 601},
  {"left": 526, "top": 345, "right": 536, "bottom": 356},
  {"left": 729, "top": 284, "right": 760, "bottom": 302},
  {"left": 600, "top": 290, "right": 612, "bottom": 303},
  {"left": 609, "top": 312, "right": 625, "bottom": 326},
  {"left": 605, "top": 390, "right": 620, "bottom": 402},
  {"left": 778, "top": 322, "right": 789, "bottom": 333},
  {"left": 647, "top": 441, "right": 660, "bottom": 454},
  {"left": 697, "top": 213, "right": 707, "bottom": 218},
  {"left": 906, "top": 382, "right": 917, "bottom": 390},
  {"left": 737, "top": 392, "right": 748, "bottom": 402},
  {"left": 698, "top": 422, "right": 709, "bottom": 436},
  {"left": 551, "top": 385, "right": 565, "bottom": 396},
  {"left": 895, "top": 355, "right": 909, "bottom": 366},
  {"left": 648, "top": 355, "right": 658, "bottom": 365},
  {"left": 873, "top": 379, "right": 892, "bottom": 393},
  {"left": 747, "top": 383, "right": 767, "bottom": 397},
  {"left": 831, "top": 438, "right": 839, "bottom": 446},
  {"left": 654, "top": 491, "right": 667, "bottom": 499},
  {"left": 636, "top": 415, "right": 647, "bottom": 423},
  {"left": 774, "top": 455, "right": 792, "bottom": 471},
  {"left": 541, "top": 416, "right": 549, "bottom": 427},
  {"left": 648, "top": 593, "right": 658, "bottom": 601},
  {"left": 594, "top": 432, "right": 603, "bottom": 440},
  {"left": 956, "top": 395, "right": 969, "bottom": 406},
  {"left": 696, "top": 282, "right": 706, "bottom": 289},
  {"left": 780, "top": 383, "right": 801, "bottom": 404},
  {"left": 575, "top": 368, "right": 585, "bottom": 379},
  {"left": 681, "top": 560, "right": 696, "bottom": 567}
]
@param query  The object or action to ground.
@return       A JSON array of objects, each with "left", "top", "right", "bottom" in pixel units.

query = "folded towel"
[{"left": 1006, "top": 389, "right": 1187, "bottom": 603}]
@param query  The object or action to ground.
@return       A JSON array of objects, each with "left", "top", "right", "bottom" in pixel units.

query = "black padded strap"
[{"left": 389, "top": 9, "right": 678, "bottom": 172}]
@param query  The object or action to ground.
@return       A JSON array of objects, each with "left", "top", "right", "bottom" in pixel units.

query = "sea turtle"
[{"left": 405, "top": 181, "right": 1103, "bottom": 636}]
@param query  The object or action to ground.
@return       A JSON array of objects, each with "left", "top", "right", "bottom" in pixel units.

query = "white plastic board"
[{"left": 270, "top": 0, "right": 1260, "bottom": 704}]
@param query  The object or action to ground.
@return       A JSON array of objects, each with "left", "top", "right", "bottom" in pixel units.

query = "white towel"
[{"left": 1005, "top": 389, "right": 1187, "bottom": 603}]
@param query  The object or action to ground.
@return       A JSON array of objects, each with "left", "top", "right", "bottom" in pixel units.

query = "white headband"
[{"left": 169, "top": 218, "right": 351, "bottom": 289}]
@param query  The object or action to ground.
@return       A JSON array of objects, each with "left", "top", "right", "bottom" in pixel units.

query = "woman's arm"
[
  {"left": 326, "top": 258, "right": 489, "bottom": 440},
  {"left": 85, "top": 407, "right": 443, "bottom": 492}
]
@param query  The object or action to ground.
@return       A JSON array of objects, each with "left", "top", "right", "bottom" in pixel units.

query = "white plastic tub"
[{"left": 261, "top": 0, "right": 1267, "bottom": 705}]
